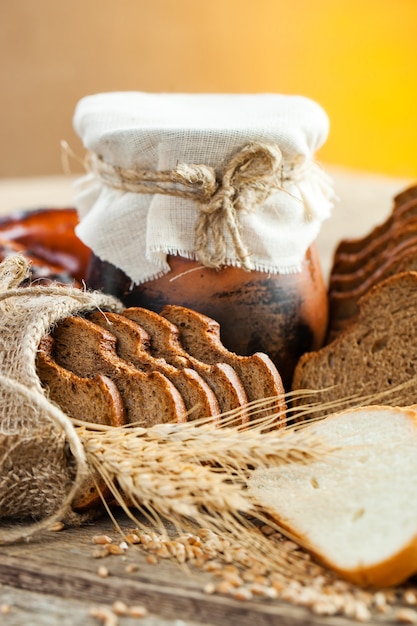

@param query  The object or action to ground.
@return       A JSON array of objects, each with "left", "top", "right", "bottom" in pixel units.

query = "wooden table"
[
  {"left": 0, "top": 509, "right": 404, "bottom": 626},
  {"left": 0, "top": 170, "right": 414, "bottom": 626}
]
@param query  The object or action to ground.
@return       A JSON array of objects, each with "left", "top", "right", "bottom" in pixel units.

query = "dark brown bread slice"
[
  {"left": 160, "top": 305, "right": 286, "bottom": 420},
  {"left": 331, "top": 199, "right": 417, "bottom": 281},
  {"left": 293, "top": 271, "right": 417, "bottom": 415},
  {"left": 37, "top": 334, "right": 126, "bottom": 426},
  {"left": 329, "top": 224, "right": 417, "bottom": 293},
  {"left": 122, "top": 307, "right": 249, "bottom": 421},
  {"left": 36, "top": 334, "right": 126, "bottom": 512},
  {"left": 50, "top": 316, "right": 187, "bottom": 426},
  {"left": 331, "top": 211, "right": 417, "bottom": 279},
  {"left": 88, "top": 310, "right": 220, "bottom": 421},
  {"left": 333, "top": 190, "right": 417, "bottom": 260},
  {"left": 328, "top": 244, "right": 417, "bottom": 337}
]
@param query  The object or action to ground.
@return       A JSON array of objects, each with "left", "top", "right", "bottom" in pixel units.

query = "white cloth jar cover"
[{"left": 72, "top": 92, "right": 335, "bottom": 285}]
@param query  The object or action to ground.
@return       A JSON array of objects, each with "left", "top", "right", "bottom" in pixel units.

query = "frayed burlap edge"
[{"left": 0, "top": 254, "right": 123, "bottom": 544}]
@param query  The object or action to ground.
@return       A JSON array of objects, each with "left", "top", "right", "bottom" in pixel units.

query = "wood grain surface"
[{"left": 0, "top": 510, "right": 406, "bottom": 626}]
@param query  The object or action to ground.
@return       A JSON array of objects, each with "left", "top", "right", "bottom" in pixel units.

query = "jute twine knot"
[{"left": 87, "top": 142, "right": 285, "bottom": 270}]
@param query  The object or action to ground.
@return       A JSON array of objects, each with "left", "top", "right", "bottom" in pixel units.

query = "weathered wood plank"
[
  {"left": 0, "top": 512, "right": 400, "bottom": 626},
  {"left": 0, "top": 584, "right": 216, "bottom": 626}
]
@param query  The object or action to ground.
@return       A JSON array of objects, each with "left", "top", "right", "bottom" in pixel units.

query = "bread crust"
[
  {"left": 123, "top": 306, "right": 250, "bottom": 421},
  {"left": 249, "top": 406, "right": 417, "bottom": 588},
  {"left": 50, "top": 316, "right": 188, "bottom": 426},
  {"left": 88, "top": 310, "right": 221, "bottom": 422},
  {"left": 161, "top": 305, "right": 287, "bottom": 421}
]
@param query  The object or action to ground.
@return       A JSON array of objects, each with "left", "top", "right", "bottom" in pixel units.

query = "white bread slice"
[{"left": 249, "top": 406, "right": 417, "bottom": 588}]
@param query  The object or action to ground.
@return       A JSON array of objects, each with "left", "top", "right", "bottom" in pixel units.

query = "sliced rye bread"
[
  {"left": 37, "top": 334, "right": 126, "bottom": 426},
  {"left": 332, "top": 188, "right": 417, "bottom": 261},
  {"left": 332, "top": 201, "right": 417, "bottom": 273},
  {"left": 88, "top": 310, "right": 220, "bottom": 422},
  {"left": 328, "top": 245, "right": 417, "bottom": 338},
  {"left": 50, "top": 316, "right": 188, "bottom": 426},
  {"left": 329, "top": 217, "right": 417, "bottom": 289},
  {"left": 160, "top": 304, "right": 286, "bottom": 420},
  {"left": 329, "top": 225, "right": 417, "bottom": 294},
  {"left": 36, "top": 333, "right": 125, "bottom": 511},
  {"left": 293, "top": 271, "right": 417, "bottom": 414},
  {"left": 122, "top": 307, "right": 249, "bottom": 422}
]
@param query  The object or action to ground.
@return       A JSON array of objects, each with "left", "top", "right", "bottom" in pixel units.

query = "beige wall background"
[{"left": 1, "top": 0, "right": 417, "bottom": 178}]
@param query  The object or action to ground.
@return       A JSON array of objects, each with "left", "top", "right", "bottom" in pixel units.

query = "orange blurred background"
[{"left": 1, "top": 0, "right": 416, "bottom": 178}]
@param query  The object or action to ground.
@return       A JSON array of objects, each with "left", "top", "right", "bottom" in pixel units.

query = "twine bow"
[{"left": 87, "top": 142, "right": 285, "bottom": 270}]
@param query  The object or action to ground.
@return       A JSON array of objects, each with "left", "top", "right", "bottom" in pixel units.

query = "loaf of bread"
[
  {"left": 292, "top": 271, "right": 417, "bottom": 413},
  {"left": 249, "top": 405, "right": 417, "bottom": 587},
  {"left": 37, "top": 333, "right": 126, "bottom": 511},
  {"left": 328, "top": 247, "right": 417, "bottom": 338},
  {"left": 37, "top": 334, "right": 126, "bottom": 426}
]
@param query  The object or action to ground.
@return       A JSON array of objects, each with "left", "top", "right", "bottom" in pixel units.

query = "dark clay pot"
[{"left": 86, "top": 244, "right": 328, "bottom": 390}]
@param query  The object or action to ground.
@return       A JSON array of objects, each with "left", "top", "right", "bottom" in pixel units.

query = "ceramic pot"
[{"left": 86, "top": 244, "right": 328, "bottom": 390}]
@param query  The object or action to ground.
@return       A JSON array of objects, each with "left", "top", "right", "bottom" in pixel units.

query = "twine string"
[{"left": 86, "top": 142, "right": 286, "bottom": 271}]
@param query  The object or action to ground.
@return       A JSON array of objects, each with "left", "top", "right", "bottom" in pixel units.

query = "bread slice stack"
[
  {"left": 328, "top": 185, "right": 417, "bottom": 338},
  {"left": 249, "top": 405, "right": 417, "bottom": 587},
  {"left": 37, "top": 305, "right": 286, "bottom": 431}
]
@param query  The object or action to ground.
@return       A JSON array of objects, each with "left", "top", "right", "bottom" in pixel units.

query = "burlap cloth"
[{"left": 0, "top": 255, "right": 122, "bottom": 544}]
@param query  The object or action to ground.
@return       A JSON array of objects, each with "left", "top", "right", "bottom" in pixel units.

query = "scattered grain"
[
  {"left": 97, "top": 565, "right": 110, "bottom": 578},
  {"left": 85, "top": 521, "right": 417, "bottom": 624},
  {"left": 396, "top": 608, "right": 417, "bottom": 624},
  {"left": 111, "top": 601, "right": 129, "bottom": 616},
  {"left": 373, "top": 591, "right": 389, "bottom": 614},
  {"left": 233, "top": 587, "right": 253, "bottom": 601},
  {"left": 89, "top": 606, "right": 118, "bottom": 626},
  {"left": 215, "top": 580, "right": 234, "bottom": 595},
  {"left": 203, "top": 582, "right": 216, "bottom": 595},
  {"left": 125, "top": 533, "right": 141, "bottom": 544},
  {"left": 92, "top": 546, "right": 111, "bottom": 559},
  {"left": 146, "top": 554, "right": 158, "bottom": 565},
  {"left": 352, "top": 602, "right": 372, "bottom": 623},
  {"left": 48, "top": 521, "right": 65, "bottom": 532},
  {"left": 404, "top": 591, "right": 417, "bottom": 606},
  {"left": 92, "top": 535, "right": 113, "bottom": 545},
  {"left": 0, "top": 604, "right": 11, "bottom": 614},
  {"left": 125, "top": 563, "right": 138, "bottom": 573},
  {"left": 129, "top": 605, "right": 148, "bottom": 618},
  {"left": 107, "top": 544, "right": 124, "bottom": 555}
]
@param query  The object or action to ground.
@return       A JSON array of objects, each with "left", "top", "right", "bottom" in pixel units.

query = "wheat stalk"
[
  {"left": 72, "top": 380, "right": 417, "bottom": 574},
  {"left": 72, "top": 407, "right": 339, "bottom": 573}
]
